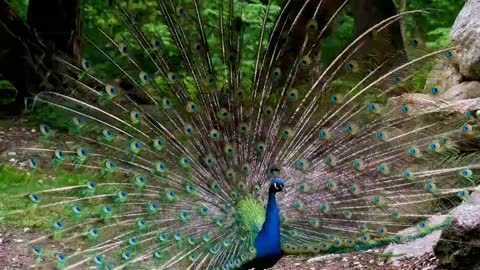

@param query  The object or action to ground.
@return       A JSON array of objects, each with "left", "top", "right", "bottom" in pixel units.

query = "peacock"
[{"left": 0, "top": 0, "right": 478, "bottom": 269}]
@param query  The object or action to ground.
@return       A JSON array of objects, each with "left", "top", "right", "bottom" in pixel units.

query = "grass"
[{"left": 0, "top": 165, "right": 94, "bottom": 230}]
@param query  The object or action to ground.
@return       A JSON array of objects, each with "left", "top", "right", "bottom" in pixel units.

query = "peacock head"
[{"left": 269, "top": 179, "right": 285, "bottom": 194}]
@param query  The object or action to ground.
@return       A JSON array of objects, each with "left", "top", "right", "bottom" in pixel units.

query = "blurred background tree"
[{"left": 0, "top": 0, "right": 467, "bottom": 116}]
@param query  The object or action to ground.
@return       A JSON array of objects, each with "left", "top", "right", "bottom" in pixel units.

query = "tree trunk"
[
  {"left": 272, "top": 0, "right": 404, "bottom": 70},
  {"left": 350, "top": 0, "right": 404, "bottom": 51},
  {"left": 0, "top": 0, "right": 81, "bottom": 117},
  {"left": 27, "top": 0, "right": 82, "bottom": 64}
]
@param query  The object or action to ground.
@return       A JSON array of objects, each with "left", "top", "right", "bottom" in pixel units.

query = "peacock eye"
[
  {"left": 119, "top": 43, "right": 128, "bottom": 54},
  {"left": 176, "top": 6, "right": 185, "bottom": 16},
  {"left": 179, "top": 156, "right": 191, "bottom": 168},
  {"left": 29, "top": 193, "right": 40, "bottom": 203},
  {"left": 28, "top": 159, "right": 38, "bottom": 169},
  {"left": 306, "top": 19, "right": 318, "bottom": 32},
  {"left": 271, "top": 67, "right": 281, "bottom": 80},
  {"left": 54, "top": 221, "right": 64, "bottom": 229},
  {"left": 122, "top": 251, "right": 131, "bottom": 260},
  {"left": 411, "top": 39, "right": 419, "bottom": 48},
  {"left": 130, "top": 111, "right": 141, "bottom": 122},
  {"left": 319, "top": 129, "right": 329, "bottom": 139},
  {"left": 184, "top": 124, "right": 195, "bottom": 136},
  {"left": 393, "top": 76, "right": 401, "bottom": 85},
  {"left": 256, "top": 143, "right": 266, "bottom": 153},
  {"left": 94, "top": 255, "right": 103, "bottom": 264},
  {"left": 55, "top": 150, "right": 65, "bottom": 160},
  {"left": 167, "top": 72, "right": 178, "bottom": 82},
  {"left": 299, "top": 56, "right": 311, "bottom": 68},
  {"left": 81, "top": 58, "right": 90, "bottom": 70},
  {"left": 461, "top": 124, "right": 472, "bottom": 133},
  {"left": 208, "top": 77, "right": 216, "bottom": 86},
  {"left": 76, "top": 147, "right": 88, "bottom": 157},
  {"left": 152, "top": 39, "right": 162, "bottom": 48},
  {"left": 287, "top": 88, "right": 298, "bottom": 101}
]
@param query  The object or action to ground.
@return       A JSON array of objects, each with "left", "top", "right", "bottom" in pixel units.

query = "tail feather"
[{"left": 0, "top": 1, "right": 476, "bottom": 269}]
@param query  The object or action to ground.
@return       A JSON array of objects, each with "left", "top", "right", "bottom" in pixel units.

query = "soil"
[
  {"left": 0, "top": 228, "right": 38, "bottom": 270},
  {"left": 274, "top": 252, "right": 442, "bottom": 270}
]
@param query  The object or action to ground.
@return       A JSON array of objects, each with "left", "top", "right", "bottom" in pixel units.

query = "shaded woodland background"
[{"left": 0, "top": 0, "right": 466, "bottom": 116}]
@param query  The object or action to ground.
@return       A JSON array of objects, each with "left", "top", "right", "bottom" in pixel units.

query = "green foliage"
[
  {"left": 426, "top": 27, "right": 452, "bottom": 49},
  {"left": 7, "top": 0, "right": 29, "bottom": 20},
  {"left": 321, "top": 13, "right": 355, "bottom": 66},
  {"left": 81, "top": 0, "right": 281, "bottom": 89},
  {"left": 5, "top": 0, "right": 464, "bottom": 95},
  {"left": 27, "top": 103, "right": 74, "bottom": 131},
  {"left": 395, "top": 0, "right": 466, "bottom": 49},
  {"left": 0, "top": 80, "right": 17, "bottom": 105}
]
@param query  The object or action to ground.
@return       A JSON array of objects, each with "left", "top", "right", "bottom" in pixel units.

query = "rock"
[
  {"left": 383, "top": 230, "right": 443, "bottom": 265},
  {"left": 424, "top": 61, "right": 462, "bottom": 94},
  {"left": 382, "top": 210, "right": 450, "bottom": 264},
  {"left": 7, "top": 152, "right": 16, "bottom": 156},
  {"left": 434, "top": 192, "right": 480, "bottom": 269},
  {"left": 451, "top": 0, "right": 480, "bottom": 80},
  {"left": 439, "top": 81, "right": 480, "bottom": 101}
]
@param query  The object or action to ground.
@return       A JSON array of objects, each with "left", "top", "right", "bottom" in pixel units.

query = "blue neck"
[
  {"left": 254, "top": 192, "right": 282, "bottom": 258},
  {"left": 264, "top": 192, "right": 280, "bottom": 232}
]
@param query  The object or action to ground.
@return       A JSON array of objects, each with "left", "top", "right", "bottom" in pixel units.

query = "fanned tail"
[{"left": 1, "top": 1, "right": 477, "bottom": 270}]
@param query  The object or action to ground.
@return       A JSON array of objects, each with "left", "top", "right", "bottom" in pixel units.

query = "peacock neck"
[
  {"left": 265, "top": 192, "right": 280, "bottom": 229},
  {"left": 253, "top": 191, "right": 282, "bottom": 259}
]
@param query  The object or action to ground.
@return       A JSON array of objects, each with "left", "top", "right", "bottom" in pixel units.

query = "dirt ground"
[{"left": 274, "top": 252, "right": 442, "bottom": 270}]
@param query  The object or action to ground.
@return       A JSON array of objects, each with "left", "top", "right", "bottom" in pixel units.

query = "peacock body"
[{"left": 0, "top": 0, "right": 478, "bottom": 269}]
